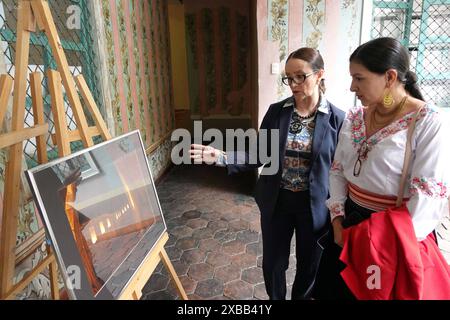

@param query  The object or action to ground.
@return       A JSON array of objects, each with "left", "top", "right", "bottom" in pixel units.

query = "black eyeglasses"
[
  {"left": 353, "top": 140, "right": 369, "bottom": 177},
  {"left": 282, "top": 71, "right": 317, "bottom": 86}
]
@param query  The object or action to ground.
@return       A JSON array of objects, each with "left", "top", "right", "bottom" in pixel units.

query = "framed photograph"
[
  {"left": 25, "top": 130, "right": 167, "bottom": 299},
  {"left": 71, "top": 152, "right": 100, "bottom": 180}
]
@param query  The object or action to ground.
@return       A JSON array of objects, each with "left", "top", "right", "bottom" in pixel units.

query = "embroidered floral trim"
[
  {"left": 331, "top": 160, "right": 343, "bottom": 172},
  {"left": 328, "top": 202, "right": 345, "bottom": 221},
  {"left": 348, "top": 108, "right": 365, "bottom": 147},
  {"left": 349, "top": 105, "right": 434, "bottom": 150},
  {"left": 409, "top": 177, "right": 448, "bottom": 199}
]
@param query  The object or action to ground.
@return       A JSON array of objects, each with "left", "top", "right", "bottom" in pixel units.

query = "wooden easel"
[
  {"left": 0, "top": 0, "right": 187, "bottom": 300},
  {"left": 0, "top": 69, "right": 59, "bottom": 300}
]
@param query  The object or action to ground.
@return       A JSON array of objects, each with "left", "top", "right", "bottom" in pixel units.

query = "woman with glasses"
[
  {"left": 326, "top": 37, "right": 450, "bottom": 299},
  {"left": 190, "top": 47, "right": 345, "bottom": 299}
]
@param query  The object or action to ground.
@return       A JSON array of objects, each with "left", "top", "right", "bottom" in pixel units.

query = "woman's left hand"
[{"left": 332, "top": 217, "right": 345, "bottom": 247}]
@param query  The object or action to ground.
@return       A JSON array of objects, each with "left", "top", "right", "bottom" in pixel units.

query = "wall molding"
[{"left": 146, "top": 131, "right": 173, "bottom": 155}]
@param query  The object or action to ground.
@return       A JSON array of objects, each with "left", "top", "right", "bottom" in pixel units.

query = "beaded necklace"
[
  {"left": 296, "top": 107, "right": 318, "bottom": 120},
  {"left": 290, "top": 108, "right": 317, "bottom": 134}
]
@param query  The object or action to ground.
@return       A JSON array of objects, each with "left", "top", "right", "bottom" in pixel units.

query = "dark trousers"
[
  {"left": 261, "top": 189, "right": 323, "bottom": 300},
  {"left": 314, "top": 198, "right": 371, "bottom": 300}
]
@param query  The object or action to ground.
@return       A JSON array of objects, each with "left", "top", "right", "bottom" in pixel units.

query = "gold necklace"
[{"left": 370, "top": 96, "right": 408, "bottom": 130}]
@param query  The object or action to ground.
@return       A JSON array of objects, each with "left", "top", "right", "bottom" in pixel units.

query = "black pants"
[
  {"left": 314, "top": 198, "right": 374, "bottom": 300},
  {"left": 261, "top": 189, "right": 324, "bottom": 300}
]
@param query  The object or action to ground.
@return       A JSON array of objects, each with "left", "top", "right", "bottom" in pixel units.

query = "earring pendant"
[{"left": 383, "top": 90, "right": 395, "bottom": 108}]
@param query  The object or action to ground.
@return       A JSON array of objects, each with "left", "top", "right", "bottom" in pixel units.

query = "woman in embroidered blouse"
[
  {"left": 190, "top": 48, "right": 345, "bottom": 300},
  {"left": 326, "top": 37, "right": 450, "bottom": 299}
]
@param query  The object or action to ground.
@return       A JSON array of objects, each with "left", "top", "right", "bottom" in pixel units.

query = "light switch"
[{"left": 271, "top": 62, "right": 280, "bottom": 75}]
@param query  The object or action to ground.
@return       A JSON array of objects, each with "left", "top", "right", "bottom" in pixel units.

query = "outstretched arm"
[{"left": 189, "top": 104, "right": 278, "bottom": 175}]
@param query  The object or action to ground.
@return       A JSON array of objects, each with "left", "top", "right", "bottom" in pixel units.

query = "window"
[{"left": 372, "top": 0, "right": 449, "bottom": 109}]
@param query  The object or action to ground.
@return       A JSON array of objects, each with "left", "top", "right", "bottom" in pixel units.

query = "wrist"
[
  {"left": 332, "top": 216, "right": 344, "bottom": 226},
  {"left": 329, "top": 203, "right": 345, "bottom": 223},
  {"left": 216, "top": 150, "right": 227, "bottom": 167}
]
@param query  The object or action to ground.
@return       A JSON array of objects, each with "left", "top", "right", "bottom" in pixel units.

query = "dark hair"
[
  {"left": 287, "top": 47, "right": 326, "bottom": 93},
  {"left": 349, "top": 37, "right": 424, "bottom": 101}
]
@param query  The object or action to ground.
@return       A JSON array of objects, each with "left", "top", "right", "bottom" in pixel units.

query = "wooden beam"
[
  {"left": 28, "top": 70, "right": 59, "bottom": 301},
  {"left": 0, "top": 125, "right": 48, "bottom": 149},
  {"left": 3, "top": 253, "right": 56, "bottom": 300},
  {"left": 119, "top": 232, "right": 169, "bottom": 300},
  {"left": 30, "top": 72, "right": 48, "bottom": 164},
  {"left": 22, "top": 0, "right": 36, "bottom": 32},
  {"left": 51, "top": 126, "right": 101, "bottom": 145},
  {"left": 47, "top": 70, "right": 71, "bottom": 157},
  {"left": 160, "top": 247, "right": 188, "bottom": 300},
  {"left": 75, "top": 75, "right": 112, "bottom": 141},
  {"left": 47, "top": 245, "right": 59, "bottom": 300},
  {"left": 0, "top": 0, "right": 32, "bottom": 297},
  {"left": 15, "top": 229, "right": 46, "bottom": 265},
  {"left": 0, "top": 74, "right": 13, "bottom": 126},
  {"left": 29, "top": 0, "right": 45, "bottom": 31},
  {"left": 31, "top": 0, "right": 92, "bottom": 148}
]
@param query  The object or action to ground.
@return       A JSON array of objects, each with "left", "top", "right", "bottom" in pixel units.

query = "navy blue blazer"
[{"left": 226, "top": 96, "right": 345, "bottom": 233}]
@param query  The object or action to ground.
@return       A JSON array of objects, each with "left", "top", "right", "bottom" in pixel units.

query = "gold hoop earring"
[{"left": 383, "top": 89, "right": 395, "bottom": 108}]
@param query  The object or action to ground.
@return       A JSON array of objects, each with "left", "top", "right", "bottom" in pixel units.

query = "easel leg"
[
  {"left": 32, "top": 72, "right": 59, "bottom": 299},
  {"left": 0, "top": 0, "right": 33, "bottom": 298},
  {"left": 46, "top": 245, "right": 59, "bottom": 300},
  {"left": 0, "top": 75, "right": 13, "bottom": 125},
  {"left": 30, "top": 72, "right": 48, "bottom": 164},
  {"left": 131, "top": 291, "right": 141, "bottom": 300},
  {"left": 159, "top": 248, "right": 188, "bottom": 300},
  {"left": 31, "top": 0, "right": 92, "bottom": 147}
]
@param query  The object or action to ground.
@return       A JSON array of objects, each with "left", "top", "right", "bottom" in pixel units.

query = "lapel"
[
  {"left": 278, "top": 105, "right": 294, "bottom": 165},
  {"left": 311, "top": 106, "right": 331, "bottom": 165}
]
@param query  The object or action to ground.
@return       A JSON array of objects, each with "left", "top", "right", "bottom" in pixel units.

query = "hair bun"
[{"left": 405, "top": 70, "right": 418, "bottom": 85}]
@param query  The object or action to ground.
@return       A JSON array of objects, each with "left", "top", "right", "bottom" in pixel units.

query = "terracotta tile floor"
[{"left": 141, "top": 164, "right": 296, "bottom": 300}]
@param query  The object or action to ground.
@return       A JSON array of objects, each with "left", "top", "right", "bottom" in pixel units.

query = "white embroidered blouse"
[{"left": 326, "top": 104, "right": 450, "bottom": 240}]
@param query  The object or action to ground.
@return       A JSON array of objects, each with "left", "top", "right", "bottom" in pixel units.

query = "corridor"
[{"left": 141, "top": 164, "right": 296, "bottom": 300}]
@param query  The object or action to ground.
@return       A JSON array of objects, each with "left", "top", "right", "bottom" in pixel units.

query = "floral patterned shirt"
[
  {"left": 279, "top": 95, "right": 329, "bottom": 192},
  {"left": 280, "top": 108, "right": 316, "bottom": 192}
]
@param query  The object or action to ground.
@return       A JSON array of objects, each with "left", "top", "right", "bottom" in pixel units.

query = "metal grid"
[
  {"left": 0, "top": 0, "right": 100, "bottom": 168},
  {"left": 372, "top": 0, "right": 450, "bottom": 109}
]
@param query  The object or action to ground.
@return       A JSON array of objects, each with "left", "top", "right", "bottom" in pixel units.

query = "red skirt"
[
  {"left": 340, "top": 206, "right": 450, "bottom": 300},
  {"left": 418, "top": 233, "right": 450, "bottom": 299}
]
